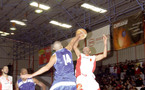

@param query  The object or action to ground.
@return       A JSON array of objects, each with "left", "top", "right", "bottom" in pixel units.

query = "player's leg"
[
  {"left": 76, "top": 75, "right": 87, "bottom": 90},
  {"left": 87, "top": 77, "right": 100, "bottom": 90}
]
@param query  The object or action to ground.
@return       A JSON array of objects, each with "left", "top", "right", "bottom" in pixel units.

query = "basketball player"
[
  {"left": 21, "top": 33, "right": 84, "bottom": 90},
  {"left": 0, "top": 65, "right": 13, "bottom": 90},
  {"left": 15, "top": 68, "right": 46, "bottom": 90},
  {"left": 74, "top": 34, "right": 108, "bottom": 90}
]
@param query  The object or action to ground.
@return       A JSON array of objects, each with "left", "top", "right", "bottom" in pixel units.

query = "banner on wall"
[
  {"left": 39, "top": 46, "right": 51, "bottom": 65},
  {"left": 86, "top": 25, "right": 110, "bottom": 55},
  {"left": 113, "top": 12, "right": 144, "bottom": 50}
]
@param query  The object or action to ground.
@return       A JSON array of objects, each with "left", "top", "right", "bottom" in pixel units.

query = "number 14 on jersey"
[{"left": 63, "top": 54, "right": 71, "bottom": 65}]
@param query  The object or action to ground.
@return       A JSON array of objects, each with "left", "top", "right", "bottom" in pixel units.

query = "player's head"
[
  {"left": 53, "top": 41, "right": 63, "bottom": 51},
  {"left": 20, "top": 68, "right": 28, "bottom": 75},
  {"left": 1, "top": 65, "right": 9, "bottom": 75},
  {"left": 83, "top": 47, "right": 91, "bottom": 55}
]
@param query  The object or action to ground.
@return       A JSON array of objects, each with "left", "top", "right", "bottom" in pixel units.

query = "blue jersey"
[
  {"left": 53, "top": 48, "right": 75, "bottom": 81},
  {"left": 50, "top": 48, "right": 76, "bottom": 90},
  {"left": 18, "top": 78, "right": 35, "bottom": 90}
]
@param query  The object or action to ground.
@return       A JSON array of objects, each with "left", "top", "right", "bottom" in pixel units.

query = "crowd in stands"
[{"left": 96, "top": 60, "right": 145, "bottom": 90}]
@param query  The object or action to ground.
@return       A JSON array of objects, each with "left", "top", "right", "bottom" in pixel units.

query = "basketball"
[{"left": 76, "top": 28, "right": 87, "bottom": 39}]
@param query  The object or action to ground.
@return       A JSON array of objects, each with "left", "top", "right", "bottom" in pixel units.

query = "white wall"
[
  {"left": 102, "top": 51, "right": 117, "bottom": 65},
  {"left": 102, "top": 44, "right": 145, "bottom": 65},
  {"left": 118, "top": 46, "right": 136, "bottom": 62},
  {"left": 136, "top": 44, "right": 145, "bottom": 59}
]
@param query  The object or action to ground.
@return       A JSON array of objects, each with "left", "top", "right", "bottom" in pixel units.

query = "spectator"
[
  {"left": 140, "top": 85, "right": 145, "bottom": 90},
  {"left": 135, "top": 76, "right": 143, "bottom": 87},
  {"left": 96, "top": 60, "right": 145, "bottom": 90},
  {"left": 135, "top": 65, "right": 141, "bottom": 76}
]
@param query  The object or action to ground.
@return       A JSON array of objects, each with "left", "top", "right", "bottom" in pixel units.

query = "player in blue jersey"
[
  {"left": 21, "top": 34, "right": 83, "bottom": 90},
  {"left": 15, "top": 68, "right": 46, "bottom": 90}
]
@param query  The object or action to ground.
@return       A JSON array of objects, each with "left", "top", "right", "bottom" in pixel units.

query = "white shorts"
[{"left": 76, "top": 75, "right": 100, "bottom": 90}]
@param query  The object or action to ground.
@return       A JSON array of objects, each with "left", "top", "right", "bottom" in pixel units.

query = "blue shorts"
[
  {"left": 50, "top": 81, "right": 76, "bottom": 90},
  {"left": 50, "top": 76, "right": 76, "bottom": 90},
  {"left": 50, "top": 74, "right": 76, "bottom": 90}
]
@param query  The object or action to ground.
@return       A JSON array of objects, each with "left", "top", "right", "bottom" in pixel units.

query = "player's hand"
[
  {"left": 76, "top": 32, "right": 84, "bottom": 40},
  {"left": 20, "top": 74, "right": 32, "bottom": 79},
  {"left": 76, "top": 32, "right": 83, "bottom": 36},
  {"left": 103, "top": 34, "right": 108, "bottom": 45}
]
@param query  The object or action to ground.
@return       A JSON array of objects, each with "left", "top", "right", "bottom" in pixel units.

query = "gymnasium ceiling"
[{"left": 0, "top": 0, "right": 144, "bottom": 47}]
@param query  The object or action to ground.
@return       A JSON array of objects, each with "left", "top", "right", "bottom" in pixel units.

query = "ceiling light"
[
  {"left": 30, "top": 2, "right": 50, "bottom": 10},
  {"left": 4, "top": 32, "right": 10, "bottom": 35},
  {"left": 50, "top": 20, "right": 61, "bottom": 26},
  {"left": 10, "top": 27, "right": 16, "bottom": 30},
  {"left": 10, "top": 20, "right": 26, "bottom": 26},
  {"left": 11, "top": 33, "right": 14, "bottom": 35},
  {"left": 81, "top": 3, "right": 107, "bottom": 13},
  {"left": 39, "top": 4, "right": 50, "bottom": 10},
  {"left": 61, "top": 24, "right": 72, "bottom": 28},
  {"left": 1, "top": 32, "right": 9, "bottom": 36},
  {"left": 1, "top": 34, "right": 7, "bottom": 36},
  {"left": 30, "top": 2, "right": 38, "bottom": 7},
  {"left": 50, "top": 20, "right": 72, "bottom": 28},
  {"left": 35, "top": 9, "right": 43, "bottom": 13},
  {"left": 0, "top": 31, "right": 4, "bottom": 33}
]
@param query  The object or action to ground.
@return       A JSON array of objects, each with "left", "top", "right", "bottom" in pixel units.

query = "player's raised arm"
[
  {"left": 21, "top": 54, "right": 56, "bottom": 79},
  {"left": 95, "top": 34, "right": 108, "bottom": 61},
  {"left": 66, "top": 28, "right": 87, "bottom": 51},
  {"left": 65, "top": 35, "right": 80, "bottom": 51},
  {"left": 73, "top": 38, "right": 81, "bottom": 58}
]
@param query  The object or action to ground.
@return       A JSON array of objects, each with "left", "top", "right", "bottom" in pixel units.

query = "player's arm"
[
  {"left": 15, "top": 82, "right": 19, "bottom": 90},
  {"left": 73, "top": 38, "right": 81, "bottom": 58},
  {"left": 33, "top": 78, "right": 46, "bottom": 90},
  {"left": 95, "top": 34, "right": 108, "bottom": 61},
  {"left": 21, "top": 55, "right": 56, "bottom": 79},
  {"left": 65, "top": 35, "right": 81, "bottom": 51}
]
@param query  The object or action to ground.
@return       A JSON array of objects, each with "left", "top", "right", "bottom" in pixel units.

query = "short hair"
[
  {"left": 83, "top": 47, "right": 89, "bottom": 51},
  {"left": 53, "top": 41, "right": 61, "bottom": 46},
  {"left": 2, "top": 65, "right": 8, "bottom": 69},
  {"left": 53, "top": 41, "right": 62, "bottom": 50},
  {"left": 20, "top": 68, "right": 27, "bottom": 73}
]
